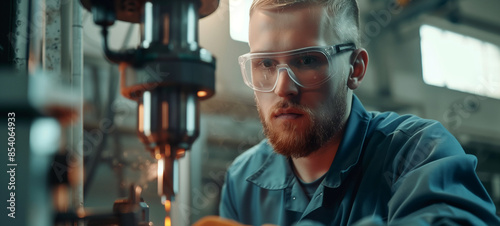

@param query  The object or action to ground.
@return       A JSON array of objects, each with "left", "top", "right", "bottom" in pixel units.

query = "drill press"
[{"left": 80, "top": 0, "right": 219, "bottom": 224}]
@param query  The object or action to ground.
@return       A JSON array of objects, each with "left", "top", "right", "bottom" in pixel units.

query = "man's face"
[{"left": 249, "top": 5, "right": 352, "bottom": 158}]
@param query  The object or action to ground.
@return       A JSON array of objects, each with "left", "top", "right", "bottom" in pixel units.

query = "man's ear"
[{"left": 347, "top": 48, "right": 369, "bottom": 90}]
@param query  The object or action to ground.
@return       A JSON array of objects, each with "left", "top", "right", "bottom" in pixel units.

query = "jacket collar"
[
  {"left": 246, "top": 142, "right": 295, "bottom": 190},
  {"left": 246, "top": 94, "right": 371, "bottom": 190},
  {"left": 322, "top": 94, "right": 370, "bottom": 188}
]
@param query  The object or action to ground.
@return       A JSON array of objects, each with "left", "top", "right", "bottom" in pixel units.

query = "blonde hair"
[{"left": 250, "top": 0, "right": 360, "bottom": 47}]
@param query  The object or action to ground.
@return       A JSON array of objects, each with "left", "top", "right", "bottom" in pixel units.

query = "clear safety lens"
[{"left": 241, "top": 50, "right": 332, "bottom": 92}]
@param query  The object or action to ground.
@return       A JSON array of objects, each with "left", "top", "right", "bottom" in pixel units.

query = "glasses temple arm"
[{"left": 335, "top": 43, "right": 357, "bottom": 53}]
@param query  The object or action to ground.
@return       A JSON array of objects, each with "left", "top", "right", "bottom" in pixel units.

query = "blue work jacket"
[{"left": 219, "top": 95, "right": 500, "bottom": 225}]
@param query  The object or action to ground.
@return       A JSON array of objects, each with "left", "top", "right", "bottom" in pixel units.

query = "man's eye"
[
  {"left": 299, "top": 56, "right": 318, "bottom": 65},
  {"left": 259, "top": 59, "right": 274, "bottom": 68}
]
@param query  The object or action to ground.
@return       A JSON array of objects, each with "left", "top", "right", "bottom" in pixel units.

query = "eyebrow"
[{"left": 250, "top": 46, "right": 317, "bottom": 54}]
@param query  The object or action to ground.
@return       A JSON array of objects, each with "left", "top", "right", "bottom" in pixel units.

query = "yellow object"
[
  {"left": 396, "top": 0, "right": 412, "bottom": 7},
  {"left": 193, "top": 216, "right": 245, "bottom": 226},
  {"left": 164, "top": 201, "right": 171, "bottom": 226},
  {"left": 165, "top": 216, "right": 171, "bottom": 226},
  {"left": 197, "top": 90, "right": 208, "bottom": 97}
]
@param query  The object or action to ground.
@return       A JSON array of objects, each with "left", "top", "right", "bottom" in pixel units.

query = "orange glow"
[
  {"left": 119, "top": 63, "right": 130, "bottom": 97},
  {"left": 164, "top": 200, "right": 171, "bottom": 226},
  {"left": 197, "top": 90, "right": 208, "bottom": 98},
  {"left": 164, "top": 200, "right": 171, "bottom": 212},
  {"left": 397, "top": 0, "right": 411, "bottom": 7},
  {"left": 155, "top": 153, "right": 162, "bottom": 160},
  {"left": 53, "top": 185, "right": 69, "bottom": 212},
  {"left": 176, "top": 149, "right": 186, "bottom": 158},
  {"left": 158, "top": 158, "right": 164, "bottom": 195},
  {"left": 77, "top": 207, "right": 86, "bottom": 218},
  {"left": 164, "top": 216, "right": 171, "bottom": 226},
  {"left": 138, "top": 104, "right": 144, "bottom": 132},
  {"left": 162, "top": 101, "right": 169, "bottom": 129}
]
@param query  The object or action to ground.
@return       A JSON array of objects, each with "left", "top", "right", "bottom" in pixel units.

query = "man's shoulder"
[
  {"left": 369, "top": 111, "right": 446, "bottom": 138},
  {"left": 365, "top": 111, "right": 463, "bottom": 158},
  {"left": 227, "top": 139, "right": 274, "bottom": 178}
]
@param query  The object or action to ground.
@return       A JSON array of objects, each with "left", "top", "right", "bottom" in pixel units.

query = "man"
[{"left": 219, "top": 0, "right": 500, "bottom": 225}]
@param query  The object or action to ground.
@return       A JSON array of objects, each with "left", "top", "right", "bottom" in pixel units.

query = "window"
[
  {"left": 229, "top": 0, "right": 251, "bottom": 43},
  {"left": 420, "top": 24, "right": 500, "bottom": 99}
]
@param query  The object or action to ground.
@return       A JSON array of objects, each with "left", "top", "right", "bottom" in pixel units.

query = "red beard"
[{"left": 257, "top": 95, "right": 346, "bottom": 158}]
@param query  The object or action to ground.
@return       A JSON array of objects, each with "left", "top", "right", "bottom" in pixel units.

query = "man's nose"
[{"left": 274, "top": 67, "right": 298, "bottom": 97}]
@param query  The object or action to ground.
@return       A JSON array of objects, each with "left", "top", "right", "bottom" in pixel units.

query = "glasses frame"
[{"left": 238, "top": 43, "right": 356, "bottom": 92}]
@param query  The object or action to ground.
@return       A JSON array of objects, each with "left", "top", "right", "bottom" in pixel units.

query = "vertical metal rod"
[
  {"left": 12, "top": 0, "right": 30, "bottom": 71},
  {"left": 71, "top": 0, "right": 84, "bottom": 220},
  {"left": 27, "top": 0, "right": 42, "bottom": 74},
  {"left": 168, "top": 0, "right": 199, "bottom": 51},
  {"left": 143, "top": 0, "right": 199, "bottom": 51},
  {"left": 172, "top": 152, "right": 191, "bottom": 226},
  {"left": 43, "top": 0, "right": 61, "bottom": 75}
]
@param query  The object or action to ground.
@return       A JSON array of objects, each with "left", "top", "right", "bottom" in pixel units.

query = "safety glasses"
[{"left": 238, "top": 43, "right": 356, "bottom": 92}]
